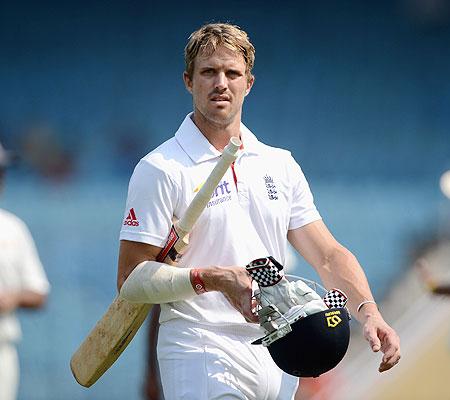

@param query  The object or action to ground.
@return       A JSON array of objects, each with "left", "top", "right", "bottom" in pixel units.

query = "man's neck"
[{"left": 191, "top": 112, "right": 241, "bottom": 152}]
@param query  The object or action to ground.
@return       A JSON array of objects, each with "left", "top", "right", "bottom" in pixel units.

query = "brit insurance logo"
[
  {"left": 264, "top": 175, "right": 278, "bottom": 200},
  {"left": 194, "top": 180, "right": 232, "bottom": 208}
]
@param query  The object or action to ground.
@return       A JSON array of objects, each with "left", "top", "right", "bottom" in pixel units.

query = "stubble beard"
[{"left": 194, "top": 102, "right": 241, "bottom": 131}]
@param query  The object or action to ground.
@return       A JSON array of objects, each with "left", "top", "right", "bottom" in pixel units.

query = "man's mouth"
[{"left": 210, "top": 95, "right": 230, "bottom": 102}]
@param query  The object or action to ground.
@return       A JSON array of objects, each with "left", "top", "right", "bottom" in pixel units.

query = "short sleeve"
[
  {"left": 17, "top": 222, "right": 50, "bottom": 294},
  {"left": 119, "top": 159, "right": 179, "bottom": 246},
  {"left": 288, "top": 155, "right": 322, "bottom": 230}
]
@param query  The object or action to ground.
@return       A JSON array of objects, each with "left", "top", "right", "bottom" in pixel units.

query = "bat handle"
[{"left": 224, "top": 136, "right": 241, "bottom": 157}]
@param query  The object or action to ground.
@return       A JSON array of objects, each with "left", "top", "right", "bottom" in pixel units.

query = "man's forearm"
[
  {"left": 0, "top": 290, "right": 46, "bottom": 313},
  {"left": 18, "top": 290, "right": 47, "bottom": 308},
  {"left": 316, "top": 245, "right": 378, "bottom": 322}
]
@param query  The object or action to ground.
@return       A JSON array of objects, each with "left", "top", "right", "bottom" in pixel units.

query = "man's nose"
[{"left": 214, "top": 72, "right": 227, "bottom": 91}]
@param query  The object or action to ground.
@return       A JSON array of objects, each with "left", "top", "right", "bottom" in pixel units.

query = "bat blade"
[
  {"left": 70, "top": 137, "right": 241, "bottom": 387},
  {"left": 70, "top": 299, "right": 151, "bottom": 387}
]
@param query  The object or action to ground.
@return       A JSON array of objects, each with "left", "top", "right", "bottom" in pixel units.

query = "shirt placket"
[{"left": 232, "top": 154, "right": 250, "bottom": 210}]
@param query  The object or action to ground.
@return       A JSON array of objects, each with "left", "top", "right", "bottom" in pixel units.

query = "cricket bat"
[{"left": 70, "top": 136, "right": 241, "bottom": 387}]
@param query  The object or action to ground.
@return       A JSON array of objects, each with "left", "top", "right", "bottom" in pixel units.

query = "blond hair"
[{"left": 184, "top": 23, "right": 255, "bottom": 82}]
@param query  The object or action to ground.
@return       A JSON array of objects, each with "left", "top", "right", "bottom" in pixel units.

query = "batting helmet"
[
  {"left": 251, "top": 274, "right": 351, "bottom": 378},
  {"left": 266, "top": 307, "right": 350, "bottom": 377}
]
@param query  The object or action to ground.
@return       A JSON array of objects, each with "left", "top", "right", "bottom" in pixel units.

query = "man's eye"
[
  {"left": 202, "top": 69, "right": 215, "bottom": 75},
  {"left": 227, "top": 71, "right": 241, "bottom": 78}
]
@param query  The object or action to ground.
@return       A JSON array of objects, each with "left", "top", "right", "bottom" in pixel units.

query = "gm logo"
[{"left": 326, "top": 315, "right": 342, "bottom": 328}]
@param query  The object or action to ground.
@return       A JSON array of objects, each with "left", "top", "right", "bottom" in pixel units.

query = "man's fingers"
[
  {"left": 241, "top": 297, "right": 259, "bottom": 322},
  {"left": 362, "top": 315, "right": 401, "bottom": 373},
  {"left": 380, "top": 349, "right": 401, "bottom": 369},
  {"left": 364, "top": 326, "right": 381, "bottom": 352},
  {"left": 244, "top": 313, "right": 259, "bottom": 323},
  {"left": 371, "top": 339, "right": 381, "bottom": 352},
  {"left": 239, "top": 285, "right": 258, "bottom": 322},
  {"left": 379, "top": 352, "right": 401, "bottom": 372},
  {"left": 224, "top": 292, "right": 258, "bottom": 323},
  {"left": 378, "top": 335, "right": 401, "bottom": 372}
]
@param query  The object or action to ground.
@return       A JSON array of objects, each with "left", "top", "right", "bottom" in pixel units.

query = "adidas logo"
[{"left": 123, "top": 208, "right": 140, "bottom": 226}]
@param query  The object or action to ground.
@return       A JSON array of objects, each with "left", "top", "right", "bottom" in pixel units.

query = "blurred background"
[{"left": 1, "top": 0, "right": 449, "bottom": 399}]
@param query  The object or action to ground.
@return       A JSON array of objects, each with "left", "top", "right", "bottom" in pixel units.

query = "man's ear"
[
  {"left": 245, "top": 75, "right": 255, "bottom": 96},
  {"left": 183, "top": 71, "right": 193, "bottom": 94}
]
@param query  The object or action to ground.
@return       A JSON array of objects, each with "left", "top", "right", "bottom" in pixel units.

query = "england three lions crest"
[{"left": 264, "top": 175, "right": 278, "bottom": 200}]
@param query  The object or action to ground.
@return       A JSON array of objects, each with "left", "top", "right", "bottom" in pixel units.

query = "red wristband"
[{"left": 192, "top": 269, "right": 207, "bottom": 295}]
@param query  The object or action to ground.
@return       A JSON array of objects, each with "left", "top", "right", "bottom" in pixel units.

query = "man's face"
[{"left": 184, "top": 46, "right": 254, "bottom": 128}]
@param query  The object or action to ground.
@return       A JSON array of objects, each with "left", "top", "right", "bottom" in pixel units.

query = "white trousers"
[
  {"left": 157, "top": 320, "right": 298, "bottom": 400},
  {"left": 0, "top": 342, "right": 19, "bottom": 400}
]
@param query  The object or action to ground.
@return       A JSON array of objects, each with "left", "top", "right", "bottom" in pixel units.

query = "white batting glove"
[{"left": 246, "top": 257, "right": 327, "bottom": 316}]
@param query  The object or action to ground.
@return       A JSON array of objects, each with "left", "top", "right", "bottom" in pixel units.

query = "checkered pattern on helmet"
[
  {"left": 246, "top": 257, "right": 283, "bottom": 287},
  {"left": 323, "top": 289, "right": 348, "bottom": 309}
]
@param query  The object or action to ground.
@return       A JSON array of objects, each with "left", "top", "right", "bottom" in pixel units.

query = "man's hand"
[
  {"left": 200, "top": 266, "right": 258, "bottom": 323},
  {"left": 360, "top": 307, "right": 401, "bottom": 372}
]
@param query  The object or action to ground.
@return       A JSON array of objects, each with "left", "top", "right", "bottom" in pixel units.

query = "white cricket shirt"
[
  {"left": 120, "top": 114, "right": 321, "bottom": 334},
  {"left": 0, "top": 209, "right": 50, "bottom": 343}
]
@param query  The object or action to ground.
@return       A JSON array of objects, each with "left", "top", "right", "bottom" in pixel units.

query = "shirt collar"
[{"left": 175, "top": 113, "right": 262, "bottom": 164}]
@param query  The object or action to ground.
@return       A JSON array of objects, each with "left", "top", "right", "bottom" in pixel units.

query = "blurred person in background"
[
  {"left": 0, "top": 141, "right": 50, "bottom": 400},
  {"left": 416, "top": 258, "right": 450, "bottom": 295},
  {"left": 19, "top": 119, "right": 75, "bottom": 183}
]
